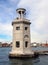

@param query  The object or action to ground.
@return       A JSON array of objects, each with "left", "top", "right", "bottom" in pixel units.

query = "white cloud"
[
  {"left": 17, "top": 0, "right": 32, "bottom": 7},
  {"left": 0, "top": 22, "right": 12, "bottom": 36},
  {"left": 0, "top": 0, "right": 48, "bottom": 43},
  {"left": 0, "top": 22, "right": 12, "bottom": 42},
  {"left": 8, "top": 0, "right": 20, "bottom": 7},
  {"left": 9, "top": 0, "right": 18, "bottom": 3},
  {"left": 0, "top": 38, "right": 10, "bottom": 43},
  {"left": 0, "top": 23, "right": 13, "bottom": 42},
  {"left": 31, "top": 30, "right": 48, "bottom": 43},
  {"left": 17, "top": 0, "right": 48, "bottom": 43}
]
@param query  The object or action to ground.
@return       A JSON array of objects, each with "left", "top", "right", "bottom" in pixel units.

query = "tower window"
[
  {"left": 25, "top": 27, "right": 28, "bottom": 30},
  {"left": 16, "top": 41, "right": 20, "bottom": 48},
  {"left": 25, "top": 41, "right": 28, "bottom": 47},
  {"left": 16, "top": 27, "right": 20, "bottom": 30},
  {"left": 24, "top": 35, "right": 28, "bottom": 38}
]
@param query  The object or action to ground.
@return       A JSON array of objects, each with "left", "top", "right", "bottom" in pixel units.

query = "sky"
[{"left": 0, "top": 0, "right": 48, "bottom": 43}]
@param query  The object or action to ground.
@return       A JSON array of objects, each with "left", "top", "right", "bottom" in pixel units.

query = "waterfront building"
[
  {"left": 0, "top": 42, "right": 2, "bottom": 47},
  {"left": 9, "top": 8, "right": 34, "bottom": 58},
  {"left": 31, "top": 42, "right": 40, "bottom": 47},
  {"left": 0, "top": 42, "right": 9, "bottom": 47}
]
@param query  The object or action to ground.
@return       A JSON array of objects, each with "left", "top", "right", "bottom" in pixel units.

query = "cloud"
[
  {"left": 0, "top": 0, "right": 48, "bottom": 43},
  {"left": 17, "top": 0, "right": 48, "bottom": 42},
  {"left": 0, "top": 22, "right": 12, "bottom": 42},
  {"left": 9, "top": 0, "right": 19, "bottom": 3},
  {"left": 0, "top": 38, "right": 7, "bottom": 43},
  {"left": 31, "top": 30, "right": 48, "bottom": 43},
  {"left": 0, "top": 38, "right": 11, "bottom": 43},
  {"left": 0, "top": 22, "right": 12, "bottom": 36}
]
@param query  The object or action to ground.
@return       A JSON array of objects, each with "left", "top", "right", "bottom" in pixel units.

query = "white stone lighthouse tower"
[{"left": 9, "top": 8, "right": 33, "bottom": 58}]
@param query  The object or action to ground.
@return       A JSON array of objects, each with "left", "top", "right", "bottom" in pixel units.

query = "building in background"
[{"left": 0, "top": 42, "right": 2, "bottom": 47}]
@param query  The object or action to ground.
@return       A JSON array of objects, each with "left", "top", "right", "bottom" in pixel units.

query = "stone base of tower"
[{"left": 9, "top": 52, "right": 39, "bottom": 59}]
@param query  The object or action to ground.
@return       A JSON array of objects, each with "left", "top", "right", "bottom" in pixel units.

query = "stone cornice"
[{"left": 12, "top": 19, "right": 31, "bottom": 25}]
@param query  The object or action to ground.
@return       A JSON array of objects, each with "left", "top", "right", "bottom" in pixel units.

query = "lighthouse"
[{"left": 9, "top": 8, "right": 34, "bottom": 58}]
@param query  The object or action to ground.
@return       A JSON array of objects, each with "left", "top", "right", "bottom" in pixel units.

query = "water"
[
  {"left": 0, "top": 47, "right": 48, "bottom": 65},
  {"left": 32, "top": 46, "right": 48, "bottom": 51}
]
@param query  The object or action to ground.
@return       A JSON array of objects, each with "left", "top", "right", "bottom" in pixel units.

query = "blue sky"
[{"left": 0, "top": 0, "right": 48, "bottom": 43}]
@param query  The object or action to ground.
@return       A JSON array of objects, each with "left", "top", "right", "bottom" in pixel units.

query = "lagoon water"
[{"left": 0, "top": 47, "right": 48, "bottom": 65}]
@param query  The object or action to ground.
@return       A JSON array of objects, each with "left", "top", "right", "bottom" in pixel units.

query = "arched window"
[
  {"left": 24, "top": 35, "right": 29, "bottom": 38},
  {"left": 25, "top": 27, "right": 28, "bottom": 30},
  {"left": 25, "top": 41, "right": 28, "bottom": 47},
  {"left": 16, "top": 41, "right": 20, "bottom": 48},
  {"left": 16, "top": 27, "right": 20, "bottom": 30}
]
